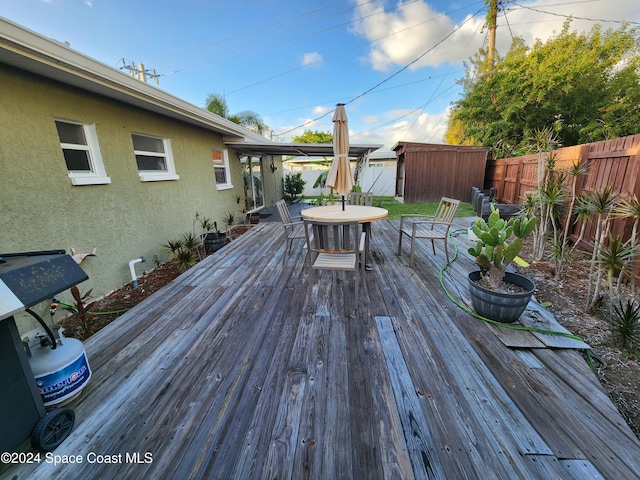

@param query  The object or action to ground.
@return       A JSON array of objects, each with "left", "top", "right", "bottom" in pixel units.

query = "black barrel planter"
[
  {"left": 204, "top": 233, "right": 227, "bottom": 254},
  {"left": 468, "top": 271, "right": 535, "bottom": 323}
]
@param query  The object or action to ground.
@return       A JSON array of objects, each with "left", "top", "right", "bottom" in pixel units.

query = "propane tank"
[{"left": 22, "top": 325, "right": 92, "bottom": 407}]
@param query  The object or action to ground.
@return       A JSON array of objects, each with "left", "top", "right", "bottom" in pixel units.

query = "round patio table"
[{"left": 301, "top": 205, "right": 388, "bottom": 268}]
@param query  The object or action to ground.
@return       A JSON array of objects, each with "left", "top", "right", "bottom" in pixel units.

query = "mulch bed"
[{"left": 516, "top": 241, "right": 640, "bottom": 439}]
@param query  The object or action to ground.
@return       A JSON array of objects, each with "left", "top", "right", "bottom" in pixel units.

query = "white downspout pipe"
[{"left": 129, "top": 256, "right": 146, "bottom": 288}]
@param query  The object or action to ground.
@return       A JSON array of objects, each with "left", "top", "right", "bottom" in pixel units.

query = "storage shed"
[{"left": 393, "top": 142, "right": 489, "bottom": 203}]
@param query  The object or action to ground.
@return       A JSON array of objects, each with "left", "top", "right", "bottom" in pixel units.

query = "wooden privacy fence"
[{"left": 485, "top": 134, "right": 640, "bottom": 247}]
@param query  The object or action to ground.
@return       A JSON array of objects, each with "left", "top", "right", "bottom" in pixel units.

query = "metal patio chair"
[{"left": 397, "top": 196, "right": 460, "bottom": 268}]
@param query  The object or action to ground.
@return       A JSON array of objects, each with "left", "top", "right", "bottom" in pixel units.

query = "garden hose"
[{"left": 440, "top": 228, "right": 596, "bottom": 373}]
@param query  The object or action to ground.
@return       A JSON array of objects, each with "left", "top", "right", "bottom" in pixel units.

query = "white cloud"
[
  {"left": 277, "top": 106, "right": 450, "bottom": 148},
  {"left": 302, "top": 52, "right": 323, "bottom": 67},
  {"left": 350, "top": 107, "right": 451, "bottom": 149},
  {"left": 494, "top": 0, "right": 640, "bottom": 53},
  {"left": 351, "top": 0, "right": 640, "bottom": 72},
  {"left": 312, "top": 105, "right": 331, "bottom": 116},
  {"left": 351, "top": 1, "right": 484, "bottom": 72}
]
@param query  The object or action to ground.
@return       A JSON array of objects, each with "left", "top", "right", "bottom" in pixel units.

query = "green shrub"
[{"left": 283, "top": 172, "right": 306, "bottom": 201}]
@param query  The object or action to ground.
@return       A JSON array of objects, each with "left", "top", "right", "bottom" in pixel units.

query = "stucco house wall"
[{"left": 0, "top": 61, "right": 266, "bottom": 332}]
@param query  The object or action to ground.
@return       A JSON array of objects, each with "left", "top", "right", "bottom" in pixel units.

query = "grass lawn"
[{"left": 302, "top": 196, "right": 476, "bottom": 220}]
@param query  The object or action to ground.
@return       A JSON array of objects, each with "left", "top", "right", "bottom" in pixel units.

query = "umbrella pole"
[{"left": 342, "top": 195, "right": 346, "bottom": 211}]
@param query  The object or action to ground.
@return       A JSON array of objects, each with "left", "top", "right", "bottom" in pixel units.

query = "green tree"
[
  {"left": 292, "top": 129, "right": 333, "bottom": 144},
  {"left": 447, "top": 21, "right": 640, "bottom": 155},
  {"left": 291, "top": 129, "right": 333, "bottom": 188},
  {"left": 205, "top": 93, "right": 269, "bottom": 135}
]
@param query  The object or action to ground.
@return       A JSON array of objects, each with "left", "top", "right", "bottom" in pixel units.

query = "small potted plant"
[
  {"left": 202, "top": 220, "right": 227, "bottom": 254},
  {"left": 467, "top": 205, "right": 536, "bottom": 322}
]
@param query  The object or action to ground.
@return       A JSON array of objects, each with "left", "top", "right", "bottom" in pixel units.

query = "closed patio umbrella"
[{"left": 326, "top": 103, "right": 353, "bottom": 210}]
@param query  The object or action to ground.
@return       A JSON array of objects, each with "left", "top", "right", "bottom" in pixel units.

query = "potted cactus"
[{"left": 467, "top": 205, "right": 536, "bottom": 323}]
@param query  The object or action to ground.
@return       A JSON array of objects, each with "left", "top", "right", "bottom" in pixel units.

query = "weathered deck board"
[
  {"left": 374, "top": 227, "right": 560, "bottom": 477},
  {"left": 4, "top": 218, "right": 640, "bottom": 480},
  {"left": 375, "top": 315, "right": 445, "bottom": 479}
]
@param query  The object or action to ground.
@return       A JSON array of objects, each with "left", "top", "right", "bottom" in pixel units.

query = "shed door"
[{"left": 395, "top": 154, "right": 405, "bottom": 198}]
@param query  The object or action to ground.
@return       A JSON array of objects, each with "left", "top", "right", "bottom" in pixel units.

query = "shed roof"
[{"left": 393, "top": 141, "right": 490, "bottom": 154}]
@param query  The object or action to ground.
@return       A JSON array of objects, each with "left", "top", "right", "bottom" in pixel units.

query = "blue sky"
[{"left": 2, "top": 0, "right": 639, "bottom": 150}]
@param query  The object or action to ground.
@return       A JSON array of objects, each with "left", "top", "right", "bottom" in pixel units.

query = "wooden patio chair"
[
  {"left": 348, "top": 191, "right": 375, "bottom": 240},
  {"left": 304, "top": 219, "right": 366, "bottom": 307},
  {"left": 276, "top": 199, "right": 306, "bottom": 264},
  {"left": 397, "top": 197, "right": 460, "bottom": 268},
  {"left": 348, "top": 191, "right": 373, "bottom": 206}
]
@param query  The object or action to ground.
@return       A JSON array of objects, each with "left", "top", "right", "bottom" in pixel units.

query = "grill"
[{"left": 0, "top": 250, "right": 89, "bottom": 452}]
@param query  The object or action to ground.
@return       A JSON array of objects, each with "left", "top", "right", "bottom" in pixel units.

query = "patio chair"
[
  {"left": 304, "top": 219, "right": 366, "bottom": 306},
  {"left": 348, "top": 191, "right": 375, "bottom": 240},
  {"left": 397, "top": 197, "right": 460, "bottom": 268},
  {"left": 276, "top": 199, "right": 306, "bottom": 264},
  {"left": 348, "top": 191, "right": 373, "bottom": 206}
]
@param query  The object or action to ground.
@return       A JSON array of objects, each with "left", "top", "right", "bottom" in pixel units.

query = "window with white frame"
[
  {"left": 212, "top": 148, "right": 232, "bottom": 189},
  {"left": 55, "top": 119, "right": 111, "bottom": 185},
  {"left": 131, "top": 133, "right": 179, "bottom": 182}
]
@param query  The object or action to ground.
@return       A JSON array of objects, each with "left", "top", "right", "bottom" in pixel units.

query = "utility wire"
[
  {"left": 274, "top": 0, "right": 635, "bottom": 140},
  {"left": 226, "top": 2, "right": 464, "bottom": 96},
  {"left": 153, "top": 0, "right": 420, "bottom": 72},
  {"left": 276, "top": 6, "right": 485, "bottom": 137},
  {"left": 403, "top": 11, "right": 486, "bottom": 142},
  {"left": 510, "top": 1, "right": 639, "bottom": 25},
  {"left": 263, "top": 72, "right": 462, "bottom": 117},
  {"left": 146, "top": 0, "right": 367, "bottom": 65}
]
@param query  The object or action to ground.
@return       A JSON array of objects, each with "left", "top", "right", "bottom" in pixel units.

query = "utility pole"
[{"left": 486, "top": 0, "right": 498, "bottom": 71}]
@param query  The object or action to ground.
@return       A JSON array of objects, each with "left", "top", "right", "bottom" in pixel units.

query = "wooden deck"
[{"left": 6, "top": 218, "right": 640, "bottom": 479}]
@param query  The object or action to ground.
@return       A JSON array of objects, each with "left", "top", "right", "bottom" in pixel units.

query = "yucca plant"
[
  {"left": 612, "top": 194, "right": 640, "bottom": 297},
  {"left": 555, "top": 158, "right": 588, "bottom": 277},
  {"left": 174, "top": 248, "right": 198, "bottom": 270},
  {"left": 592, "top": 235, "right": 637, "bottom": 315},
  {"left": 163, "top": 239, "right": 184, "bottom": 259},
  {"left": 586, "top": 186, "right": 618, "bottom": 311},
  {"left": 609, "top": 299, "right": 640, "bottom": 351},
  {"left": 570, "top": 192, "right": 592, "bottom": 252},
  {"left": 527, "top": 128, "right": 562, "bottom": 261},
  {"left": 181, "top": 232, "right": 201, "bottom": 250},
  {"left": 181, "top": 231, "right": 205, "bottom": 260},
  {"left": 164, "top": 232, "right": 202, "bottom": 268}
]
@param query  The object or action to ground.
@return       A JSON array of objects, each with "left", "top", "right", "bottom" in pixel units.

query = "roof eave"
[{"left": 0, "top": 18, "right": 253, "bottom": 140}]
